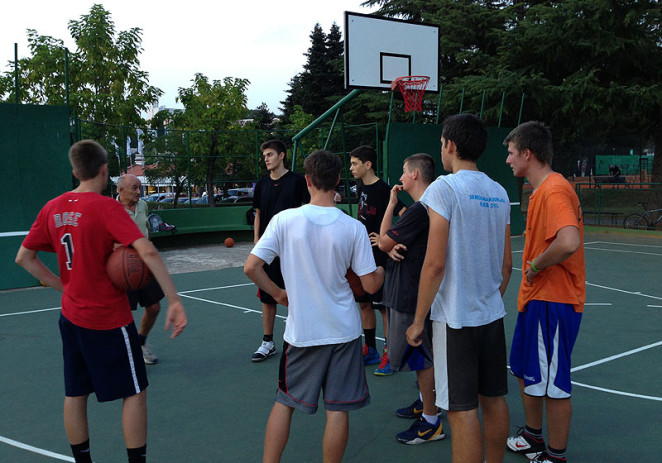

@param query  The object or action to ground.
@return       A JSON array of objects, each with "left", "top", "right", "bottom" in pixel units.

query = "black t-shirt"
[
  {"left": 357, "top": 179, "right": 406, "bottom": 267},
  {"left": 381, "top": 201, "right": 429, "bottom": 313},
  {"left": 253, "top": 170, "right": 310, "bottom": 237}
]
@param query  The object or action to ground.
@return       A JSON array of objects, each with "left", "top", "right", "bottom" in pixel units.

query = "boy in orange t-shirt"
[{"left": 504, "top": 122, "right": 585, "bottom": 463}]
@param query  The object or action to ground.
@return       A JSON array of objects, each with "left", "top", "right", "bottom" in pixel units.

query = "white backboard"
[{"left": 344, "top": 12, "right": 440, "bottom": 92}]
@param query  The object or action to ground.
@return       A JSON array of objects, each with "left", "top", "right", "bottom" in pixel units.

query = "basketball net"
[{"left": 391, "top": 76, "right": 430, "bottom": 113}]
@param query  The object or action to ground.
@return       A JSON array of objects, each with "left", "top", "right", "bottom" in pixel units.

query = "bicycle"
[{"left": 622, "top": 202, "right": 662, "bottom": 230}]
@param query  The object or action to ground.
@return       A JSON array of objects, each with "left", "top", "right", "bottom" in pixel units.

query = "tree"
[
  {"left": 281, "top": 23, "right": 346, "bottom": 120},
  {"left": 363, "top": 0, "right": 662, "bottom": 182},
  {"left": 175, "top": 74, "right": 250, "bottom": 205},
  {"left": 249, "top": 103, "right": 276, "bottom": 131},
  {"left": 0, "top": 4, "right": 161, "bottom": 126}
]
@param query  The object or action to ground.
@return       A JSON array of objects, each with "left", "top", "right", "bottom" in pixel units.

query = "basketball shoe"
[
  {"left": 507, "top": 427, "right": 546, "bottom": 460},
  {"left": 396, "top": 416, "right": 445, "bottom": 445},
  {"left": 251, "top": 340, "right": 276, "bottom": 362}
]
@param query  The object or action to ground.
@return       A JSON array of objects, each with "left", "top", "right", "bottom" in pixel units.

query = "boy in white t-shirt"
[
  {"left": 244, "top": 150, "right": 385, "bottom": 463},
  {"left": 406, "top": 114, "right": 513, "bottom": 463}
]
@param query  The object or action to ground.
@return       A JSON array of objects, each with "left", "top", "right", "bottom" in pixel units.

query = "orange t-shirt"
[{"left": 518, "top": 173, "right": 585, "bottom": 312}]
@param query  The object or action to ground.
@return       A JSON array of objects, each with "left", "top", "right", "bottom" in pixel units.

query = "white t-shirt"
[
  {"left": 250, "top": 204, "right": 376, "bottom": 347},
  {"left": 420, "top": 170, "right": 510, "bottom": 328}
]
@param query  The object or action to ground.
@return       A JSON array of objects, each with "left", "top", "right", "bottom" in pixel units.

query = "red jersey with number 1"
[{"left": 22, "top": 191, "right": 144, "bottom": 330}]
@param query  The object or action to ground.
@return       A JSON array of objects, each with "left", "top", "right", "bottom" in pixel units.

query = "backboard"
[{"left": 344, "top": 12, "right": 440, "bottom": 92}]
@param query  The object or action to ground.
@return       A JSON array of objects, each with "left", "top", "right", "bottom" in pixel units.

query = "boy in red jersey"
[{"left": 16, "top": 140, "right": 187, "bottom": 463}]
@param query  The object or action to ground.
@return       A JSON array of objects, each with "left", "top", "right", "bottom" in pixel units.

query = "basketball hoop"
[{"left": 391, "top": 76, "right": 430, "bottom": 113}]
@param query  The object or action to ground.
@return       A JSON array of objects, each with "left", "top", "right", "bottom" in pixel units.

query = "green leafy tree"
[
  {"left": 0, "top": 4, "right": 161, "bottom": 126},
  {"left": 142, "top": 109, "right": 202, "bottom": 206},
  {"left": 175, "top": 73, "right": 250, "bottom": 206},
  {"left": 0, "top": 4, "right": 163, "bottom": 181},
  {"left": 364, "top": 0, "right": 662, "bottom": 182}
]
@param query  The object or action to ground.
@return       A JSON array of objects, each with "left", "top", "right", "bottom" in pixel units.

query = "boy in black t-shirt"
[
  {"left": 376, "top": 153, "right": 445, "bottom": 445},
  {"left": 251, "top": 140, "right": 310, "bottom": 362},
  {"left": 349, "top": 146, "right": 406, "bottom": 375}
]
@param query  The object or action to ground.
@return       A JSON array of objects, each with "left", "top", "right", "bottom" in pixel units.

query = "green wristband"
[{"left": 531, "top": 259, "right": 540, "bottom": 273}]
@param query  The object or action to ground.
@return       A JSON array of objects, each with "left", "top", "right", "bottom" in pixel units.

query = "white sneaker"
[
  {"left": 506, "top": 428, "right": 546, "bottom": 460},
  {"left": 142, "top": 344, "right": 158, "bottom": 365},
  {"left": 251, "top": 340, "right": 276, "bottom": 362}
]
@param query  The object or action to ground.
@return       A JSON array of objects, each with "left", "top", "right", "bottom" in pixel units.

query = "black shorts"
[
  {"left": 59, "top": 314, "right": 148, "bottom": 402},
  {"left": 257, "top": 258, "right": 285, "bottom": 305},
  {"left": 127, "top": 279, "right": 164, "bottom": 311},
  {"left": 354, "top": 288, "right": 384, "bottom": 305},
  {"left": 432, "top": 318, "right": 508, "bottom": 411}
]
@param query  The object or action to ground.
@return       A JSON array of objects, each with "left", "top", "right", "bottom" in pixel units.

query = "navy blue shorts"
[
  {"left": 59, "top": 314, "right": 148, "bottom": 402},
  {"left": 127, "top": 278, "right": 164, "bottom": 311}
]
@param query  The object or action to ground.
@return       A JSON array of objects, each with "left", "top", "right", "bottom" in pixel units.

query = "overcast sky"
[{"left": 2, "top": 1, "right": 373, "bottom": 114}]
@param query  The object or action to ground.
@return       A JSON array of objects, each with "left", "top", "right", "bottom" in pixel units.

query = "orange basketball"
[
  {"left": 224, "top": 237, "right": 235, "bottom": 248},
  {"left": 107, "top": 246, "right": 153, "bottom": 291},
  {"left": 345, "top": 268, "right": 366, "bottom": 297}
]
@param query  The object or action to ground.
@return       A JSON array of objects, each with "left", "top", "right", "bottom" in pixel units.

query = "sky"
[{"left": 1, "top": 0, "right": 374, "bottom": 114}]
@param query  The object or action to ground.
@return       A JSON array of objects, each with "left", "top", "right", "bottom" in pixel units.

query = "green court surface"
[{"left": 1, "top": 231, "right": 661, "bottom": 462}]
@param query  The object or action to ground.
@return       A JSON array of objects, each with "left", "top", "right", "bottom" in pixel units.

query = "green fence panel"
[
  {"left": 384, "top": 123, "right": 524, "bottom": 235},
  {"left": 1, "top": 103, "right": 70, "bottom": 290}
]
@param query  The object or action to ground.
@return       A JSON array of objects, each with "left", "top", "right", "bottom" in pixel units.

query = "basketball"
[
  {"left": 345, "top": 268, "right": 366, "bottom": 297},
  {"left": 107, "top": 246, "right": 153, "bottom": 291},
  {"left": 224, "top": 237, "right": 235, "bottom": 248}
]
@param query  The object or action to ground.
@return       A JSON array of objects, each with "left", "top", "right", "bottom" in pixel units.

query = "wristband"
[{"left": 530, "top": 259, "right": 540, "bottom": 273}]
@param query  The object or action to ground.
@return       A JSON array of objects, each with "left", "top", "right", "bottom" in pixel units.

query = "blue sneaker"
[
  {"left": 396, "top": 416, "right": 445, "bottom": 445},
  {"left": 374, "top": 349, "right": 394, "bottom": 376},
  {"left": 396, "top": 398, "right": 442, "bottom": 419},
  {"left": 363, "top": 344, "right": 380, "bottom": 365}
]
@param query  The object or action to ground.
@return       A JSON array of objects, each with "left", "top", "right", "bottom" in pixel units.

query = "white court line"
[
  {"left": 179, "top": 287, "right": 385, "bottom": 342},
  {"left": 648, "top": 305, "right": 662, "bottom": 308},
  {"left": 0, "top": 307, "right": 61, "bottom": 317},
  {"left": 584, "top": 246, "right": 662, "bottom": 257},
  {"left": 0, "top": 231, "right": 29, "bottom": 237},
  {"left": 586, "top": 282, "right": 662, "bottom": 301},
  {"left": 180, "top": 283, "right": 254, "bottom": 294},
  {"left": 588, "top": 240, "right": 662, "bottom": 249},
  {"left": 571, "top": 382, "right": 662, "bottom": 402},
  {"left": 511, "top": 267, "right": 662, "bottom": 303},
  {"left": 179, "top": 293, "right": 283, "bottom": 318},
  {"left": 0, "top": 436, "right": 74, "bottom": 462},
  {"left": 571, "top": 340, "right": 662, "bottom": 372}
]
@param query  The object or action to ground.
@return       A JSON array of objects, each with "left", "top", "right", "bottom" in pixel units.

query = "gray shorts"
[
  {"left": 275, "top": 337, "right": 370, "bottom": 414},
  {"left": 387, "top": 308, "right": 434, "bottom": 372}
]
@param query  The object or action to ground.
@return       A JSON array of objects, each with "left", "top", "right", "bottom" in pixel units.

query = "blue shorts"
[
  {"left": 59, "top": 314, "right": 148, "bottom": 402},
  {"left": 509, "top": 301, "right": 582, "bottom": 399}
]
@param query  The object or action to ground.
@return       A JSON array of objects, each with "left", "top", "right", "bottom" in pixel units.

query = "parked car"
[
  {"left": 226, "top": 187, "right": 253, "bottom": 198},
  {"left": 222, "top": 195, "right": 253, "bottom": 204}
]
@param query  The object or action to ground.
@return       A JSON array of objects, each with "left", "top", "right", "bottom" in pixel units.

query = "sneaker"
[
  {"left": 396, "top": 416, "right": 445, "bottom": 445},
  {"left": 531, "top": 452, "right": 566, "bottom": 463},
  {"left": 396, "top": 398, "right": 442, "bottom": 419},
  {"left": 141, "top": 344, "right": 158, "bottom": 365},
  {"left": 374, "top": 349, "right": 394, "bottom": 376},
  {"left": 506, "top": 427, "right": 546, "bottom": 460},
  {"left": 363, "top": 344, "right": 380, "bottom": 365},
  {"left": 251, "top": 340, "right": 276, "bottom": 362}
]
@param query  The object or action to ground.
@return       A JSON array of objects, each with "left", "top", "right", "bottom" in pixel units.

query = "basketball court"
[{"left": 1, "top": 229, "right": 661, "bottom": 462}]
